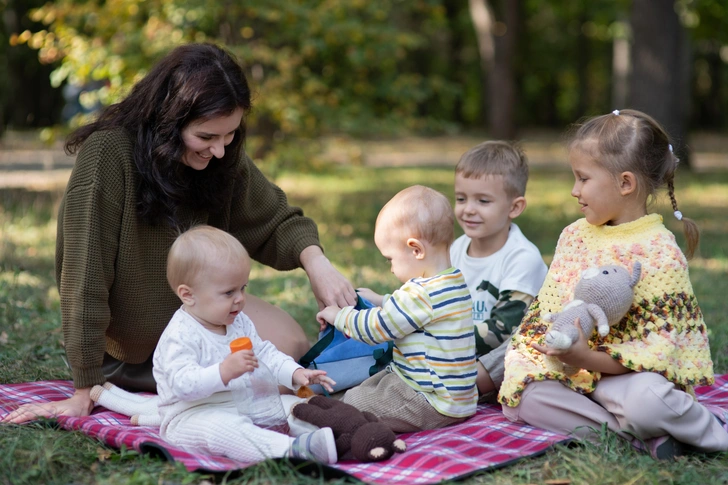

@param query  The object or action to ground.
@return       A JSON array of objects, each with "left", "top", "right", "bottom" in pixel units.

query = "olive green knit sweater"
[{"left": 56, "top": 129, "right": 320, "bottom": 389}]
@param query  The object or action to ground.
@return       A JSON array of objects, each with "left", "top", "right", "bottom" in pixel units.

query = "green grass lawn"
[{"left": 1, "top": 164, "right": 727, "bottom": 484}]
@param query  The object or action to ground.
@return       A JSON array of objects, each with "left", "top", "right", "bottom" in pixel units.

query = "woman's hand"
[
  {"left": 0, "top": 387, "right": 94, "bottom": 424},
  {"left": 292, "top": 368, "right": 336, "bottom": 393},
  {"left": 300, "top": 246, "right": 357, "bottom": 310}
]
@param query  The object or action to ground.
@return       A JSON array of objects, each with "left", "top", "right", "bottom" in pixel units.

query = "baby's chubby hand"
[
  {"left": 356, "top": 287, "right": 384, "bottom": 306},
  {"left": 293, "top": 368, "right": 336, "bottom": 393},
  {"left": 316, "top": 305, "right": 341, "bottom": 331},
  {"left": 219, "top": 349, "right": 258, "bottom": 386}
]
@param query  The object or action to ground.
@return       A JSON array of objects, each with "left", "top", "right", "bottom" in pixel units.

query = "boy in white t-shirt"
[{"left": 450, "top": 141, "right": 548, "bottom": 401}]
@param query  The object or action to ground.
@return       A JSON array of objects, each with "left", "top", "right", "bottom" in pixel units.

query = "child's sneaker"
[
  {"left": 632, "top": 435, "right": 684, "bottom": 460},
  {"left": 288, "top": 427, "right": 338, "bottom": 464}
]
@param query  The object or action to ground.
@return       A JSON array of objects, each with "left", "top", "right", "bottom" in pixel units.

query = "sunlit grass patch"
[{"left": 1, "top": 163, "right": 727, "bottom": 484}]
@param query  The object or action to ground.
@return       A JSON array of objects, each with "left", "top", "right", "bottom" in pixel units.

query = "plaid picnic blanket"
[{"left": 3, "top": 377, "right": 727, "bottom": 484}]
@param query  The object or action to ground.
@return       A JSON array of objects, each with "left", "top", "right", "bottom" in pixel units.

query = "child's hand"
[
  {"left": 219, "top": 349, "right": 258, "bottom": 386},
  {"left": 531, "top": 318, "right": 592, "bottom": 368},
  {"left": 356, "top": 287, "right": 384, "bottom": 306},
  {"left": 532, "top": 318, "right": 630, "bottom": 374},
  {"left": 316, "top": 305, "right": 341, "bottom": 331},
  {"left": 293, "top": 368, "right": 336, "bottom": 393}
]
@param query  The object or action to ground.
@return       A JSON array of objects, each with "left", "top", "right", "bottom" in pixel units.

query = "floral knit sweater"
[{"left": 498, "top": 214, "right": 713, "bottom": 408}]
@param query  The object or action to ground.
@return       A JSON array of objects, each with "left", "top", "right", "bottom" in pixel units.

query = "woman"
[{"left": 2, "top": 43, "right": 356, "bottom": 424}]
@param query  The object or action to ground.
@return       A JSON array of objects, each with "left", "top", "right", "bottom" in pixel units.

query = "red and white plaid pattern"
[{"left": 2, "top": 377, "right": 726, "bottom": 484}]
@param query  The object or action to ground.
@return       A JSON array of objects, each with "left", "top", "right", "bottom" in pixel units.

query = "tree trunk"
[
  {"left": 469, "top": 0, "right": 518, "bottom": 139},
  {"left": 628, "top": 0, "right": 691, "bottom": 167},
  {"left": 2, "top": 0, "right": 64, "bottom": 130},
  {"left": 706, "top": 48, "right": 723, "bottom": 128},
  {"left": 576, "top": 9, "right": 589, "bottom": 117},
  {"left": 468, "top": 0, "right": 495, "bottom": 130},
  {"left": 694, "top": 44, "right": 723, "bottom": 128},
  {"left": 611, "top": 20, "right": 630, "bottom": 110},
  {"left": 488, "top": 0, "right": 518, "bottom": 139},
  {"left": 444, "top": 2, "right": 465, "bottom": 124}
]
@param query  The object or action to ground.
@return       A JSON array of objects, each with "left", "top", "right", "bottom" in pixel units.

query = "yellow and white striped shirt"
[{"left": 335, "top": 267, "right": 477, "bottom": 418}]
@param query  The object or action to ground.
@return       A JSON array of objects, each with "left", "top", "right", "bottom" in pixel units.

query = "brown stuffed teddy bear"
[{"left": 291, "top": 395, "right": 406, "bottom": 462}]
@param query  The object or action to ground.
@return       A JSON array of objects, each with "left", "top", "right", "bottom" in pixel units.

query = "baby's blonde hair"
[
  {"left": 167, "top": 225, "right": 250, "bottom": 290},
  {"left": 377, "top": 185, "right": 454, "bottom": 247}
]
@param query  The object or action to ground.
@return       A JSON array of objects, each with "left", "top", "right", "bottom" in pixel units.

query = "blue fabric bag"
[{"left": 298, "top": 295, "right": 393, "bottom": 394}]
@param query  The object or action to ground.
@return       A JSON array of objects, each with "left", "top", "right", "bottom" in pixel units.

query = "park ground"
[
  {"left": 1, "top": 129, "right": 728, "bottom": 188},
  {"left": 1, "top": 130, "right": 727, "bottom": 484}
]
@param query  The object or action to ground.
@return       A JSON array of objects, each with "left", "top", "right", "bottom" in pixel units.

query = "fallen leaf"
[
  {"left": 96, "top": 447, "right": 113, "bottom": 461},
  {"left": 0, "top": 332, "right": 8, "bottom": 345}
]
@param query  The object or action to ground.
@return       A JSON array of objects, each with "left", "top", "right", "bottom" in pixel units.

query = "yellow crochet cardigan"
[{"left": 499, "top": 214, "right": 714, "bottom": 408}]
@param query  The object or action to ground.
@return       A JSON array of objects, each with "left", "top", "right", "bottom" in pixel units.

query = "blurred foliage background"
[{"left": 1, "top": 0, "right": 727, "bottom": 172}]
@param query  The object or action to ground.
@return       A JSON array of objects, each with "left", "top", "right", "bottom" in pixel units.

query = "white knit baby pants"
[{"left": 163, "top": 400, "right": 296, "bottom": 463}]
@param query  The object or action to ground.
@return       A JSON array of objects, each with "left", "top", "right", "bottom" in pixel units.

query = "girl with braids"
[
  {"left": 1, "top": 43, "right": 356, "bottom": 425},
  {"left": 498, "top": 109, "right": 728, "bottom": 458}
]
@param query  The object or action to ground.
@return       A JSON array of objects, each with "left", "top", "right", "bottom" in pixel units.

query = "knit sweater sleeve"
[
  {"left": 498, "top": 227, "right": 575, "bottom": 407},
  {"left": 593, "top": 235, "right": 713, "bottom": 387},
  {"left": 153, "top": 315, "right": 228, "bottom": 403},
  {"left": 55, "top": 131, "right": 128, "bottom": 388},
  {"left": 225, "top": 153, "right": 321, "bottom": 270},
  {"left": 240, "top": 313, "right": 302, "bottom": 389}
]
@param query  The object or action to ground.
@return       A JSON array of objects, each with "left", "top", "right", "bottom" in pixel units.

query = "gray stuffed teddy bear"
[{"left": 543, "top": 261, "right": 641, "bottom": 372}]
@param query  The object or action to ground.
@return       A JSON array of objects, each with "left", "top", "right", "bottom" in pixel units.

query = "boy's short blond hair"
[
  {"left": 167, "top": 225, "right": 250, "bottom": 290},
  {"left": 455, "top": 141, "right": 529, "bottom": 198},
  {"left": 377, "top": 185, "right": 454, "bottom": 247}
]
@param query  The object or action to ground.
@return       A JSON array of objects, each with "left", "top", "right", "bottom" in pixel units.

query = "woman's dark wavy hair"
[{"left": 65, "top": 43, "right": 252, "bottom": 227}]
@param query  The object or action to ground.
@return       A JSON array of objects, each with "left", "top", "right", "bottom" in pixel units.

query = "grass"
[{"left": 1, "top": 162, "right": 727, "bottom": 484}]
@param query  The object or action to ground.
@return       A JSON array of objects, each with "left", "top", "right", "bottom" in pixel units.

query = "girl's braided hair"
[{"left": 569, "top": 109, "right": 699, "bottom": 259}]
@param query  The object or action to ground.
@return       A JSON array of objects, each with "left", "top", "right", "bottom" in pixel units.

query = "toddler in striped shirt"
[{"left": 317, "top": 185, "right": 478, "bottom": 432}]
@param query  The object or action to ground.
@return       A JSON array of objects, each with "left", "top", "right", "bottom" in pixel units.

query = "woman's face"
[{"left": 181, "top": 108, "right": 244, "bottom": 170}]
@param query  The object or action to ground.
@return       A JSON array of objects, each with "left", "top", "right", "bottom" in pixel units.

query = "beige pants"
[
  {"left": 477, "top": 340, "right": 507, "bottom": 404},
  {"left": 342, "top": 369, "right": 465, "bottom": 433},
  {"left": 502, "top": 372, "right": 728, "bottom": 453}
]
